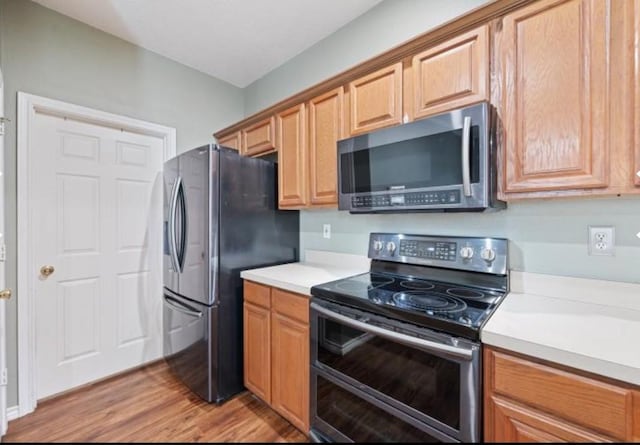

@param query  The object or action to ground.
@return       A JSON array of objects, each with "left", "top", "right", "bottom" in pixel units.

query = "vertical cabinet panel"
[
  {"left": 277, "top": 104, "right": 308, "bottom": 208},
  {"left": 412, "top": 25, "right": 489, "bottom": 119},
  {"left": 635, "top": 0, "right": 640, "bottom": 186},
  {"left": 501, "top": 0, "right": 610, "bottom": 193},
  {"left": 348, "top": 63, "right": 403, "bottom": 135},
  {"left": 243, "top": 301, "right": 271, "bottom": 403},
  {"left": 243, "top": 281, "right": 271, "bottom": 403},
  {"left": 242, "top": 117, "right": 276, "bottom": 157},
  {"left": 308, "top": 88, "right": 343, "bottom": 206},
  {"left": 271, "top": 311, "right": 310, "bottom": 434},
  {"left": 217, "top": 131, "right": 241, "bottom": 151}
]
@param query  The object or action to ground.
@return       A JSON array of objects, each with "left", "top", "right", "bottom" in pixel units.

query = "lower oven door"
[
  {"left": 311, "top": 367, "right": 456, "bottom": 443},
  {"left": 310, "top": 301, "right": 481, "bottom": 442}
]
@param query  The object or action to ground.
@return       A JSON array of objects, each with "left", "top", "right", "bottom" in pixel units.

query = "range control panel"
[
  {"left": 368, "top": 233, "right": 508, "bottom": 275},
  {"left": 398, "top": 240, "right": 457, "bottom": 262}
]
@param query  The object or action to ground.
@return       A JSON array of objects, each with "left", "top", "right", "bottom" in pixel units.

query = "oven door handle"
[
  {"left": 461, "top": 115, "right": 472, "bottom": 197},
  {"left": 311, "top": 302, "right": 473, "bottom": 361}
]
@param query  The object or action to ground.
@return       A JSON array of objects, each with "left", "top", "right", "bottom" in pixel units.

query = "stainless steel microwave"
[{"left": 338, "top": 102, "right": 504, "bottom": 213}]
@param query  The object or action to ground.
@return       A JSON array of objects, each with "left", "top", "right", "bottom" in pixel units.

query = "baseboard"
[{"left": 7, "top": 406, "right": 19, "bottom": 421}]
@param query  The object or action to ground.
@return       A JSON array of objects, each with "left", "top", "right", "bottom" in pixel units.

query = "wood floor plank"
[{"left": 4, "top": 361, "right": 307, "bottom": 443}]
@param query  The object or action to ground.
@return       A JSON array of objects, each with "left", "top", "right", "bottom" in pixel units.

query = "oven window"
[
  {"left": 316, "top": 375, "right": 443, "bottom": 443},
  {"left": 317, "top": 318, "right": 461, "bottom": 429},
  {"left": 340, "top": 126, "right": 479, "bottom": 194}
]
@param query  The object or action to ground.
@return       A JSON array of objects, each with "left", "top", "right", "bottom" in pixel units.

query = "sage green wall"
[
  {"left": 243, "top": 0, "right": 489, "bottom": 115},
  {"left": 0, "top": 0, "right": 244, "bottom": 407},
  {"left": 243, "top": 0, "right": 640, "bottom": 283}
]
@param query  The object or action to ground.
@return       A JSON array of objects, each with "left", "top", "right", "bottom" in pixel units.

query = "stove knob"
[
  {"left": 373, "top": 240, "right": 384, "bottom": 252},
  {"left": 480, "top": 247, "right": 496, "bottom": 262},
  {"left": 460, "top": 246, "right": 474, "bottom": 260},
  {"left": 386, "top": 241, "right": 397, "bottom": 253}
]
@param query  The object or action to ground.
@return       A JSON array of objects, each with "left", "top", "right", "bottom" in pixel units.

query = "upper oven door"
[
  {"left": 338, "top": 102, "right": 490, "bottom": 212},
  {"left": 310, "top": 301, "right": 481, "bottom": 442}
]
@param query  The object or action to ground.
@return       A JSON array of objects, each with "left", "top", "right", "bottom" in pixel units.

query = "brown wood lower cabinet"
[
  {"left": 243, "top": 281, "right": 310, "bottom": 434},
  {"left": 484, "top": 346, "right": 640, "bottom": 442}
]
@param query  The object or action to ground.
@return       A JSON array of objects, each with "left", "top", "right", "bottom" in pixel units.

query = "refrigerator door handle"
[
  {"left": 176, "top": 178, "right": 187, "bottom": 273},
  {"left": 163, "top": 294, "right": 203, "bottom": 318},
  {"left": 168, "top": 177, "right": 181, "bottom": 273}
]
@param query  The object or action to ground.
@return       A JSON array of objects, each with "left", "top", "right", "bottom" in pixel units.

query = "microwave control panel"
[{"left": 351, "top": 190, "right": 460, "bottom": 208}]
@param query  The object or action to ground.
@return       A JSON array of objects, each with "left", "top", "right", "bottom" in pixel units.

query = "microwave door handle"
[
  {"left": 311, "top": 302, "right": 473, "bottom": 361},
  {"left": 461, "top": 116, "right": 472, "bottom": 197}
]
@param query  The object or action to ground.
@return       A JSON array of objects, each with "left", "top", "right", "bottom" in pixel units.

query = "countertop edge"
[{"left": 241, "top": 270, "right": 311, "bottom": 296}]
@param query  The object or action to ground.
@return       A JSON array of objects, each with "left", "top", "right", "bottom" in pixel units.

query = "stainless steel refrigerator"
[{"left": 163, "top": 144, "right": 299, "bottom": 403}]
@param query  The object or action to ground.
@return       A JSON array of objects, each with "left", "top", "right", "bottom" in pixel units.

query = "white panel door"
[
  {"left": 31, "top": 112, "right": 164, "bottom": 399},
  {"left": 0, "top": 68, "right": 8, "bottom": 436}
]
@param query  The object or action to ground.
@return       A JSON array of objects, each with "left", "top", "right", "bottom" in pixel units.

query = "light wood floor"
[{"left": 4, "top": 361, "right": 307, "bottom": 443}]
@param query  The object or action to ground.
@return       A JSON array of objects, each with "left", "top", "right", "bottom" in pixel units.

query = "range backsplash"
[{"left": 300, "top": 196, "right": 640, "bottom": 284}]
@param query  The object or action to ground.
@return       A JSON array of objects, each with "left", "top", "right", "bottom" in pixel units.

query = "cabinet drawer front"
[
  {"left": 271, "top": 288, "right": 309, "bottom": 324},
  {"left": 243, "top": 281, "right": 271, "bottom": 308},
  {"left": 490, "top": 350, "right": 630, "bottom": 439},
  {"left": 488, "top": 395, "right": 614, "bottom": 442}
]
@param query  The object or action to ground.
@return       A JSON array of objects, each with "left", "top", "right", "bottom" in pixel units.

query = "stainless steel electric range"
[{"left": 309, "top": 233, "right": 509, "bottom": 443}]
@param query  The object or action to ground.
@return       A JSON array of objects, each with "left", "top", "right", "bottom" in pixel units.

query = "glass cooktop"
[{"left": 311, "top": 272, "right": 506, "bottom": 340}]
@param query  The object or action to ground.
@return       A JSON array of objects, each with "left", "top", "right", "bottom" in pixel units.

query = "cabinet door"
[
  {"left": 271, "top": 311, "right": 309, "bottom": 433},
  {"left": 277, "top": 103, "right": 308, "bottom": 208},
  {"left": 243, "top": 302, "right": 271, "bottom": 403},
  {"left": 242, "top": 116, "right": 276, "bottom": 157},
  {"left": 501, "top": 0, "right": 610, "bottom": 194},
  {"left": 486, "top": 395, "right": 613, "bottom": 442},
  {"left": 412, "top": 25, "right": 489, "bottom": 119},
  {"left": 308, "top": 88, "right": 343, "bottom": 206},
  {"left": 348, "top": 63, "right": 403, "bottom": 135},
  {"left": 217, "top": 131, "right": 241, "bottom": 151}
]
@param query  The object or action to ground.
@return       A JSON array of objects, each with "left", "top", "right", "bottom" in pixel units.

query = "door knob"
[
  {"left": 0, "top": 289, "right": 11, "bottom": 300},
  {"left": 40, "top": 265, "right": 55, "bottom": 277}
]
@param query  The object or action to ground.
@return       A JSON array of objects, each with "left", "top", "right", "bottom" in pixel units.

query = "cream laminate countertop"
[
  {"left": 240, "top": 249, "right": 370, "bottom": 296},
  {"left": 482, "top": 271, "right": 640, "bottom": 386}
]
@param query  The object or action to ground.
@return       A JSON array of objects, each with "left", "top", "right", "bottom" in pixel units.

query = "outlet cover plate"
[{"left": 588, "top": 225, "right": 615, "bottom": 256}]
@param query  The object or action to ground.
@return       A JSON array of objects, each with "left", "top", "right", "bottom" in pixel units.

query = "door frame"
[{"left": 16, "top": 92, "right": 176, "bottom": 417}]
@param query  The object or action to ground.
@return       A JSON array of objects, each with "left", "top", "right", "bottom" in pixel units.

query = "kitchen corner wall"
[
  {"left": 0, "top": 0, "right": 244, "bottom": 407},
  {"left": 243, "top": 0, "right": 640, "bottom": 284}
]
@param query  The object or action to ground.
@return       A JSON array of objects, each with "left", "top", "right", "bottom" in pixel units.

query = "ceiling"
[{"left": 33, "top": 0, "right": 384, "bottom": 88}]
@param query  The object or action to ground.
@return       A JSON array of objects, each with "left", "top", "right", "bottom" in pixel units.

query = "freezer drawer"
[{"left": 163, "top": 290, "right": 218, "bottom": 402}]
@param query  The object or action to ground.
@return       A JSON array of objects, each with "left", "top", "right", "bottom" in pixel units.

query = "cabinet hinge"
[
  {"left": 0, "top": 244, "right": 5, "bottom": 262},
  {"left": 0, "top": 368, "right": 7, "bottom": 386}
]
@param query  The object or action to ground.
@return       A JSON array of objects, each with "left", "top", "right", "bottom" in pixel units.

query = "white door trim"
[{"left": 17, "top": 92, "right": 176, "bottom": 417}]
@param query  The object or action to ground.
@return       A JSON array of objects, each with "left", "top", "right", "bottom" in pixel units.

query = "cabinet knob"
[{"left": 0, "top": 289, "right": 11, "bottom": 300}]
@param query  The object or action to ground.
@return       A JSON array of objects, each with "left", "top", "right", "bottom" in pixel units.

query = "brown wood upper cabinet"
[
  {"left": 412, "top": 25, "right": 489, "bottom": 119},
  {"left": 347, "top": 62, "right": 403, "bottom": 136},
  {"left": 484, "top": 346, "right": 640, "bottom": 442},
  {"left": 242, "top": 116, "right": 276, "bottom": 157},
  {"left": 217, "top": 131, "right": 241, "bottom": 151},
  {"left": 500, "top": 0, "right": 611, "bottom": 196},
  {"left": 277, "top": 104, "right": 307, "bottom": 208},
  {"left": 308, "top": 87, "right": 343, "bottom": 206}
]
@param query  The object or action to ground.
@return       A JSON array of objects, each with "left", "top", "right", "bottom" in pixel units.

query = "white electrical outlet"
[
  {"left": 323, "top": 224, "right": 331, "bottom": 239},
  {"left": 588, "top": 226, "right": 615, "bottom": 256}
]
